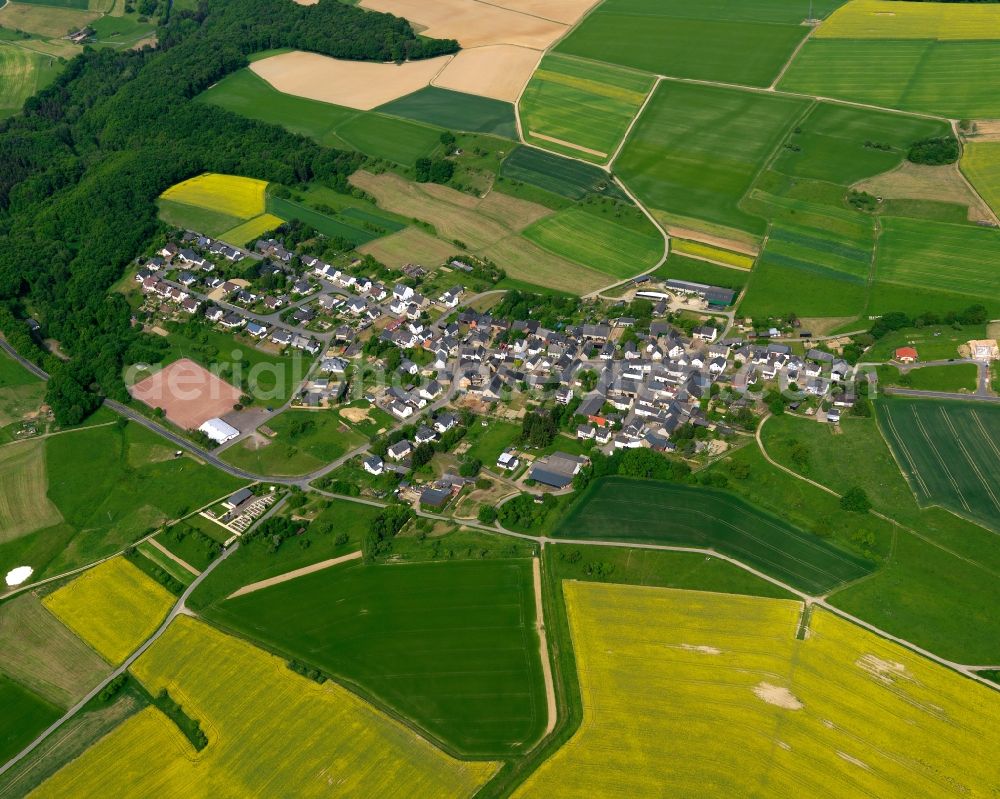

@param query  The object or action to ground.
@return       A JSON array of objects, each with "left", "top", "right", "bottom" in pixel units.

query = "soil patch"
[
  {"left": 752, "top": 681, "right": 803, "bottom": 710},
  {"left": 854, "top": 160, "right": 994, "bottom": 224},
  {"left": 339, "top": 407, "right": 371, "bottom": 424},
  {"left": 129, "top": 357, "right": 241, "bottom": 430}
]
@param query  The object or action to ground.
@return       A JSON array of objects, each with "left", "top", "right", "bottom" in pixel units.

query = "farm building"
[
  {"left": 664, "top": 279, "right": 736, "bottom": 307},
  {"left": 199, "top": 417, "right": 240, "bottom": 444}
]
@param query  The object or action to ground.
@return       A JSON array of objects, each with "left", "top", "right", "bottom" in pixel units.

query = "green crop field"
[
  {"left": 522, "top": 205, "right": 662, "bottom": 279},
  {"left": 616, "top": 82, "right": 807, "bottom": 239},
  {"left": 499, "top": 146, "right": 629, "bottom": 202},
  {"left": 198, "top": 68, "right": 443, "bottom": 165},
  {"left": 220, "top": 409, "right": 365, "bottom": 476},
  {"left": 780, "top": 39, "right": 1000, "bottom": 119},
  {"left": 556, "top": 477, "right": 873, "bottom": 594},
  {"left": 0, "top": 43, "right": 62, "bottom": 119},
  {"left": 519, "top": 54, "right": 654, "bottom": 163},
  {"left": 656, "top": 253, "right": 750, "bottom": 291},
  {"left": 555, "top": 0, "right": 838, "bottom": 87},
  {"left": 770, "top": 102, "right": 948, "bottom": 185},
  {"left": 872, "top": 217, "right": 1000, "bottom": 315},
  {"left": 0, "top": 675, "right": 61, "bottom": 765},
  {"left": 265, "top": 194, "right": 379, "bottom": 245},
  {"left": 208, "top": 559, "right": 547, "bottom": 757},
  {"left": 0, "top": 419, "right": 246, "bottom": 583},
  {"left": 377, "top": 86, "right": 516, "bottom": 139},
  {"left": 877, "top": 398, "right": 1000, "bottom": 533},
  {"left": 961, "top": 141, "right": 1000, "bottom": 217}
]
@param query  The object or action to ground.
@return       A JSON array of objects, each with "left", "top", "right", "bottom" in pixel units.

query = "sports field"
[
  {"left": 554, "top": 0, "right": 832, "bottom": 87},
  {"left": 556, "top": 477, "right": 873, "bottom": 594},
  {"left": 780, "top": 39, "right": 1000, "bottom": 118},
  {"left": 0, "top": 592, "right": 110, "bottom": 707},
  {"left": 515, "top": 582, "right": 1000, "bottom": 798},
  {"left": 815, "top": 0, "right": 1000, "bottom": 40},
  {"left": 522, "top": 206, "right": 662, "bottom": 279},
  {"left": 209, "top": 559, "right": 547, "bottom": 756},
  {"left": 960, "top": 141, "right": 1000, "bottom": 217},
  {"left": 220, "top": 409, "right": 365, "bottom": 477},
  {"left": 500, "top": 146, "right": 629, "bottom": 201},
  {"left": 0, "top": 43, "right": 61, "bottom": 119},
  {"left": 43, "top": 556, "right": 175, "bottom": 664},
  {"left": 616, "top": 82, "right": 807, "bottom": 239},
  {"left": 129, "top": 357, "right": 243, "bottom": 430},
  {"left": 519, "top": 54, "right": 654, "bottom": 162},
  {"left": 378, "top": 86, "right": 517, "bottom": 139},
  {"left": 872, "top": 217, "right": 1000, "bottom": 313},
  {"left": 30, "top": 616, "right": 497, "bottom": 797},
  {"left": 877, "top": 398, "right": 1000, "bottom": 533}
]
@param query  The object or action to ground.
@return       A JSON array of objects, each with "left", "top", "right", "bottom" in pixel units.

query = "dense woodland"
[{"left": 0, "top": 0, "right": 457, "bottom": 423}]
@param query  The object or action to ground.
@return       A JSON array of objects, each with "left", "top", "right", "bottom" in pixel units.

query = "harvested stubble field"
[
  {"left": 0, "top": 593, "right": 110, "bottom": 707},
  {"left": 432, "top": 45, "right": 540, "bottom": 104},
  {"left": 0, "top": 1, "right": 98, "bottom": 38},
  {"left": 616, "top": 81, "right": 807, "bottom": 240},
  {"left": 519, "top": 54, "right": 654, "bottom": 162},
  {"left": 42, "top": 556, "right": 177, "bottom": 665},
  {"left": 359, "top": 0, "right": 568, "bottom": 49},
  {"left": 515, "top": 582, "right": 1000, "bottom": 798},
  {"left": 129, "top": 358, "right": 243, "bottom": 431},
  {"left": 250, "top": 51, "right": 452, "bottom": 110},
  {"left": 29, "top": 616, "right": 498, "bottom": 797},
  {"left": 556, "top": 477, "right": 873, "bottom": 595},
  {"left": 209, "top": 559, "right": 548, "bottom": 756},
  {"left": 357, "top": 227, "right": 457, "bottom": 269},
  {"left": 854, "top": 161, "right": 993, "bottom": 224},
  {"left": 877, "top": 398, "right": 1000, "bottom": 533}
]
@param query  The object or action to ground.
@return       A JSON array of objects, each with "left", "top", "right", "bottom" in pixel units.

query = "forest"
[{"left": 0, "top": 0, "right": 457, "bottom": 423}]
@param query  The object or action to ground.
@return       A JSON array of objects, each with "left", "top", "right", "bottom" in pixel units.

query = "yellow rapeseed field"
[
  {"left": 515, "top": 582, "right": 1000, "bottom": 798},
  {"left": 42, "top": 557, "right": 174, "bottom": 665},
  {"left": 220, "top": 213, "right": 284, "bottom": 246},
  {"left": 672, "top": 239, "right": 754, "bottom": 269},
  {"left": 30, "top": 616, "right": 497, "bottom": 798},
  {"left": 159, "top": 173, "right": 268, "bottom": 219},
  {"left": 961, "top": 141, "right": 1000, "bottom": 217},
  {"left": 815, "top": 0, "right": 1000, "bottom": 40}
]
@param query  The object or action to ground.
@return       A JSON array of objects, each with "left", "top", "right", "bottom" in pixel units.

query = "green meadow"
[
  {"left": 0, "top": 675, "right": 61, "bottom": 765},
  {"left": 207, "top": 558, "right": 548, "bottom": 757},
  {"left": 0, "top": 43, "right": 62, "bottom": 119},
  {"left": 656, "top": 253, "right": 750, "bottom": 291},
  {"left": 519, "top": 53, "right": 655, "bottom": 162}
]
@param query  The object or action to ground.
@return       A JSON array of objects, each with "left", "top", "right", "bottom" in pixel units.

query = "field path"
[
  {"left": 532, "top": 556, "right": 557, "bottom": 741},
  {"left": 226, "top": 550, "right": 362, "bottom": 599},
  {"left": 148, "top": 538, "right": 200, "bottom": 576}
]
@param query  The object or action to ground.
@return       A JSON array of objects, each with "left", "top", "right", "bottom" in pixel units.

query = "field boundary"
[{"left": 226, "top": 550, "right": 361, "bottom": 598}]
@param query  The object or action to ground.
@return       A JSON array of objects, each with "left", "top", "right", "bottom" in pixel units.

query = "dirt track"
[{"left": 226, "top": 550, "right": 362, "bottom": 599}]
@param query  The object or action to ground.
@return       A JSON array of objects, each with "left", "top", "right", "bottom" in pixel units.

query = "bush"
[
  {"left": 477, "top": 505, "right": 497, "bottom": 524},
  {"left": 907, "top": 136, "right": 959, "bottom": 165},
  {"left": 841, "top": 486, "right": 872, "bottom": 514}
]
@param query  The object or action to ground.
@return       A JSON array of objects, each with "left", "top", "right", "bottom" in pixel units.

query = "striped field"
[
  {"left": 877, "top": 398, "right": 1000, "bottom": 533},
  {"left": 515, "top": 582, "right": 1000, "bottom": 798}
]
